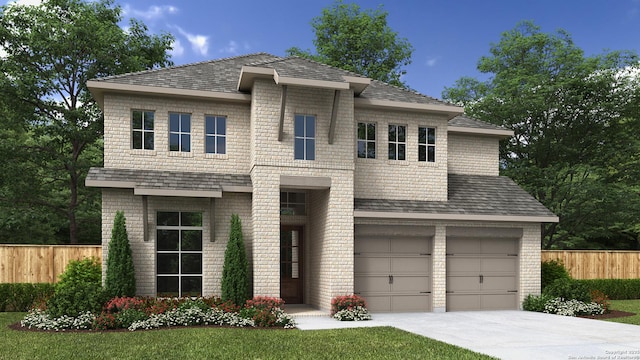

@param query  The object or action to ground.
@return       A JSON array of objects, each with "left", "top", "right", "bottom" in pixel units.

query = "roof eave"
[
  {"left": 354, "top": 98, "right": 463, "bottom": 119},
  {"left": 354, "top": 210, "right": 559, "bottom": 223},
  {"left": 447, "top": 125, "right": 514, "bottom": 137}
]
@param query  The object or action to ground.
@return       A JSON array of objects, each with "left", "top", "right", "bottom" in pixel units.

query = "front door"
[{"left": 280, "top": 226, "right": 303, "bottom": 304}]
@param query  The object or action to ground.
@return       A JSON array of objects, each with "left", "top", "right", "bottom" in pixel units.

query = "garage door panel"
[
  {"left": 355, "top": 256, "right": 390, "bottom": 273},
  {"left": 481, "top": 293, "right": 517, "bottom": 310},
  {"left": 482, "top": 276, "right": 517, "bottom": 291},
  {"left": 391, "top": 237, "right": 431, "bottom": 254},
  {"left": 447, "top": 276, "right": 481, "bottom": 292},
  {"left": 481, "top": 238, "right": 518, "bottom": 254},
  {"left": 364, "top": 296, "right": 391, "bottom": 313},
  {"left": 447, "top": 257, "right": 481, "bottom": 273},
  {"left": 354, "top": 237, "right": 389, "bottom": 253},
  {"left": 481, "top": 257, "right": 517, "bottom": 272},
  {"left": 392, "top": 257, "right": 431, "bottom": 273},
  {"left": 392, "top": 275, "right": 430, "bottom": 292},
  {"left": 447, "top": 238, "right": 480, "bottom": 254},
  {"left": 447, "top": 294, "right": 481, "bottom": 311},
  {"left": 392, "top": 295, "right": 431, "bottom": 312},
  {"left": 354, "top": 275, "right": 390, "bottom": 293}
]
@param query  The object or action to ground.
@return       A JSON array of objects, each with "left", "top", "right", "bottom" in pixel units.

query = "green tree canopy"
[
  {"left": 443, "top": 21, "right": 640, "bottom": 249},
  {"left": 287, "top": 0, "right": 413, "bottom": 87},
  {"left": 0, "top": 0, "right": 174, "bottom": 244}
]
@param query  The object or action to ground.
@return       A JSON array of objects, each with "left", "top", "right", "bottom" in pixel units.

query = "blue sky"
[{"left": 7, "top": 0, "right": 640, "bottom": 98}]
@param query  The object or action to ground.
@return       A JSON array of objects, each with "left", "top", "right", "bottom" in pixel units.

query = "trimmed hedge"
[
  {"left": 0, "top": 283, "right": 55, "bottom": 312},
  {"left": 576, "top": 279, "right": 640, "bottom": 300}
]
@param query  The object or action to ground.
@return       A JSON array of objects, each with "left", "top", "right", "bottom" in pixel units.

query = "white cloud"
[
  {"left": 175, "top": 26, "right": 208, "bottom": 56},
  {"left": 6, "top": 0, "right": 42, "bottom": 6},
  {"left": 426, "top": 57, "right": 439, "bottom": 67},
  {"left": 221, "top": 40, "right": 238, "bottom": 54},
  {"left": 122, "top": 4, "right": 178, "bottom": 21},
  {"left": 169, "top": 39, "right": 184, "bottom": 58}
]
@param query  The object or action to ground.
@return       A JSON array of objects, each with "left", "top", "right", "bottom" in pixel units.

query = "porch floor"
[{"left": 284, "top": 304, "right": 329, "bottom": 318}]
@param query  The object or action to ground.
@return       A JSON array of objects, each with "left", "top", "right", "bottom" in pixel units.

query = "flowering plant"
[{"left": 331, "top": 295, "right": 371, "bottom": 321}]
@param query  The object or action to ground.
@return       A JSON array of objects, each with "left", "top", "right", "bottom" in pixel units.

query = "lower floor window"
[{"left": 156, "top": 211, "right": 203, "bottom": 297}]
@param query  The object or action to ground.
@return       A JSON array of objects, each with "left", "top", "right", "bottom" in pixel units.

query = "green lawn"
[
  {"left": 606, "top": 300, "right": 640, "bottom": 325},
  {"left": 0, "top": 312, "right": 494, "bottom": 360}
]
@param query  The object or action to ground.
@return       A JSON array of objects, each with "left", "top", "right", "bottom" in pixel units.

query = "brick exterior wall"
[
  {"left": 447, "top": 133, "right": 499, "bottom": 176},
  {"left": 354, "top": 109, "right": 449, "bottom": 201}
]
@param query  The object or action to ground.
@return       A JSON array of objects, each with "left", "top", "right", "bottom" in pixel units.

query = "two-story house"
[{"left": 86, "top": 53, "right": 557, "bottom": 313}]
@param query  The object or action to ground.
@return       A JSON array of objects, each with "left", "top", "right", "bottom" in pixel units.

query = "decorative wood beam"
[
  {"left": 210, "top": 198, "right": 216, "bottom": 242},
  {"left": 142, "top": 195, "right": 148, "bottom": 242},
  {"left": 328, "top": 90, "right": 339, "bottom": 144},
  {"left": 278, "top": 85, "right": 288, "bottom": 141}
]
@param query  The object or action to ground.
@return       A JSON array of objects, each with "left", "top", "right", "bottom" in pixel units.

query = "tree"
[
  {"left": 443, "top": 21, "right": 640, "bottom": 249},
  {"left": 221, "top": 214, "right": 250, "bottom": 306},
  {"left": 0, "top": 0, "right": 173, "bottom": 244},
  {"left": 287, "top": 0, "right": 413, "bottom": 87},
  {"left": 105, "top": 211, "right": 136, "bottom": 298}
]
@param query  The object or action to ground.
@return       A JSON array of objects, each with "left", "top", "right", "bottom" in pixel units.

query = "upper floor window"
[
  {"left": 132, "top": 110, "right": 154, "bottom": 150},
  {"left": 357, "top": 122, "right": 376, "bottom": 159},
  {"left": 205, "top": 115, "right": 226, "bottom": 154},
  {"left": 294, "top": 115, "right": 315, "bottom": 160},
  {"left": 169, "top": 113, "right": 191, "bottom": 152},
  {"left": 418, "top": 127, "right": 436, "bottom": 162},
  {"left": 388, "top": 124, "right": 406, "bottom": 160}
]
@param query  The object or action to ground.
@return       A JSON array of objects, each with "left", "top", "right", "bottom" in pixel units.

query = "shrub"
[
  {"left": 543, "top": 278, "right": 591, "bottom": 303},
  {"left": 105, "top": 211, "right": 136, "bottom": 298},
  {"left": 543, "top": 297, "right": 604, "bottom": 317},
  {"left": 590, "top": 289, "right": 610, "bottom": 313},
  {"left": 541, "top": 260, "right": 571, "bottom": 291},
  {"left": 577, "top": 279, "right": 640, "bottom": 300},
  {"left": 0, "top": 283, "right": 55, "bottom": 312},
  {"left": 245, "top": 296, "right": 284, "bottom": 311},
  {"left": 330, "top": 294, "right": 367, "bottom": 315},
  {"left": 221, "top": 214, "right": 250, "bottom": 306},
  {"left": 240, "top": 296, "right": 295, "bottom": 328},
  {"left": 46, "top": 257, "right": 107, "bottom": 318},
  {"left": 333, "top": 306, "right": 372, "bottom": 321},
  {"left": 522, "top": 293, "right": 553, "bottom": 312}
]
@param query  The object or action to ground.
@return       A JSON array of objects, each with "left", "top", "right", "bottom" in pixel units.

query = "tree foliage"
[
  {"left": 443, "top": 21, "right": 640, "bottom": 249},
  {"left": 221, "top": 214, "right": 250, "bottom": 306},
  {"left": 0, "top": 0, "right": 173, "bottom": 244},
  {"left": 105, "top": 211, "right": 136, "bottom": 298},
  {"left": 287, "top": 0, "right": 413, "bottom": 87}
]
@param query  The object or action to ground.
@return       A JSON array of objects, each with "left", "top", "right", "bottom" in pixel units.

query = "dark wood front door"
[{"left": 280, "top": 226, "right": 303, "bottom": 304}]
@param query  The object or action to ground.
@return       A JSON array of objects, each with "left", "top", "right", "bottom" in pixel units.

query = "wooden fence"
[
  {"left": 0, "top": 245, "right": 102, "bottom": 283},
  {"left": 542, "top": 250, "right": 640, "bottom": 279}
]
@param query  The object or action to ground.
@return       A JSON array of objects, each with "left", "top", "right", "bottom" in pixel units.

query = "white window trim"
[
  {"left": 357, "top": 122, "right": 376, "bottom": 159},
  {"left": 132, "top": 110, "right": 155, "bottom": 150},
  {"left": 418, "top": 126, "right": 436, "bottom": 163},
  {"left": 205, "top": 115, "right": 227, "bottom": 155},
  {"left": 169, "top": 112, "right": 191, "bottom": 153},
  {"left": 294, "top": 114, "right": 316, "bottom": 160},
  {"left": 388, "top": 124, "right": 407, "bottom": 161}
]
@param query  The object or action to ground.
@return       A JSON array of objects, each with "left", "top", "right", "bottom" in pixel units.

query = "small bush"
[
  {"left": 239, "top": 296, "right": 294, "bottom": 328},
  {"left": 105, "top": 211, "right": 136, "bottom": 298},
  {"left": 543, "top": 297, "right": 604, "bottom": 317},
  {"left": 522, "top": 293, "right": 553, "bottom": 312},
  {"left": 330, "top": 294, "right": 367, "bottom": 315},
  {"left": 0, "top": 283, "right": 55, "bottom": 312},
  {"left": 543, "top": 278, "right": 591, "bottom": 303},
  {"left": 577, "top": 279, "right": 640, "bottom": 300},
  {"left": 590, "top": 290, "right": 610, "bottom": 313},
  {"left": 221, "top": 214, "right": 250, "bottom": 306},
  {"left": 46, "top": 257, "right": 107, "bottom": 318},
  {"left": 245, "top": 296, "right": 284, "bottom": 311},
  {"left": 541, "top": 260, "right": 571, "bottom": 291}
]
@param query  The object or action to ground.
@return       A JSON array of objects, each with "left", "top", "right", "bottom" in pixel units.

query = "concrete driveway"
[{"left": 295, "top": 311, "right": 640, "bottom": 359}]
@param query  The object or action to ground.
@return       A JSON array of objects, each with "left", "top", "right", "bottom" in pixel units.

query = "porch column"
[{"left": 432, "top": 224, "right": 447, "bottom": 312}]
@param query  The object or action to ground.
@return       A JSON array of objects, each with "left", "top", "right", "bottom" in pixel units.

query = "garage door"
[
  {"left": 446, "top": 237, "right": 518, "bottom": 311},
  {"left": 354, "top": 224, "right": 432, "bottom": 312}
]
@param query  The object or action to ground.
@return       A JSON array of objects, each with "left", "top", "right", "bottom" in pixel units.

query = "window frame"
[
  {"left": 294, "top": 114, "right": 316, "bottom": 160},
  {"left": 132, "top": 110, "right": 155, "bottom": 150},
  {"left": 156, "top": 211, "right": 203, "bottom": 298},
  {"left": 205, "top": 115, "right": 227, "bottom": 154},
  {"left": 418, "top": 126, "right": 436, "bottom": 163},
  {"left": 280, "top": 191, "right": 307, "bottom": 215},
  {"left": 357, "top": 122, "right": 376, "bottom": 159},
  {"left": 169, "top": 112, "right": 191, "bottom": 153},
  {"left": 388, "top": 124, "right": 407, "bottom": 161}
]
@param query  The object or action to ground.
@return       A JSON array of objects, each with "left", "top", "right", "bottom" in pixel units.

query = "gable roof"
[
  {"left": 448, "top": 115, "right": 514, "bottom": 137},
  {"left": 354, "top": 173, "right": 558, "bottom": 222}
]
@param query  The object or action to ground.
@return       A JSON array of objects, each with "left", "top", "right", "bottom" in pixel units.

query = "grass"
[
  {"left": 0, "top": 312, "right": 495, "bottom": 360},
  {"left": 606, "top": 300, "right": 640, "bottom": 325}
]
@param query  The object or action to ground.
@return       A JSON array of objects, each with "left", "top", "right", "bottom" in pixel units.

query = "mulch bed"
[{"left": 578, "top": 309, "right": 635, "bottom": 320}]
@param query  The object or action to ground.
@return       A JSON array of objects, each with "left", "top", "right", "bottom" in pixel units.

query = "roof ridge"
[
  {"left": 369, "top": 78, "right": 456, "bottom": 106},
  {"left": 95, "top": 52, "right": 276, "bottom": 81}
]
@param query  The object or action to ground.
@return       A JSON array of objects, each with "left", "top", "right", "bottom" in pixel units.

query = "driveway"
[{"left": 295, "top": 311, "right": 640, "bottom": 359}]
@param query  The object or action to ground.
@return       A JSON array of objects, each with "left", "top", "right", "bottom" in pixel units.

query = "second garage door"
[
  {"left": 354, "top": 224, "right": 433, "bottom": 312},
  {"left": 446, "top": 236, "right": 519, "bottom": 311}
]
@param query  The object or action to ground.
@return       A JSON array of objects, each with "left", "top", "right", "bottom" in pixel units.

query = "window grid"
[
  {"left": 205, "top": 115, "right": 226, "bottom": 154},
  {"left": 357, "top": 122, "right": 376, "bottom": 159},
  {"left": 388, "top": 124, "right": 406, "bottom": 160},
  {"left": 419, "top": 127, "right": 436, "bottom": 162},
  {"left": 280, "top": 191, "right": 306, "bottom": 215},
  {"left": 156, "top": 212, "right": 203, "bottom": 298},
  {"left": 169, "top": 113, "right": 191, "bottom": 152},
  {"left": 132, "top": 110, "right": 154, "bottom": 150},
  {"left": 294, "top": 115, "right": 315, "bottom": 160}
]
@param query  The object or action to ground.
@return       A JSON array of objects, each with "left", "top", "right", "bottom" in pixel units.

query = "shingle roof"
[
  {"left": 355, "top": 174, "right": 557, "bottom": 220},
  {"left": 93, "top": 52, "right": 455, "bottom": 107},
  {"left": 448, "top": 115, "right": 507, "bottom": 132},
  {"left": 86, "top": 167, "right": 251, "bottom": 192}
]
